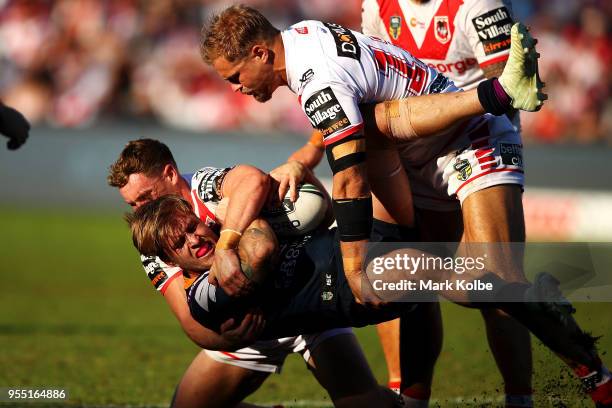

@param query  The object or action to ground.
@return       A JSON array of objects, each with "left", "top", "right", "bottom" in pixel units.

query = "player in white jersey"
[
  {"left": 200, "top": 5, "right": 542, "bottom": 310},
  {"left": 108, "top": 139, "right": 399, "bottom": 408},
  {"left": 352, "top": 1, "right": 531, "bottom": 405},
  {"left": 284, "top": 1, "right": 530, "bottom": 404},
  {"left": 362, "top": 0, "right": 514, "bottom": 89}
]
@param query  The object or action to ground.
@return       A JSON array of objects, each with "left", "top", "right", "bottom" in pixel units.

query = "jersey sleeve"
[
  {"left": 191, "top": 166, "right": 233, "bottom": 203},
  {"left": 300, "top": 82, "right": 364, "bottom": 147},
  {"left": 361, "top": 0, "right": 387, "bottom": 39},
  {"left": 141, "top": 255, "right": 183, "bottom": 295},
  {"left": 463, "top": 0, "right": 514, "bottom": 69}
]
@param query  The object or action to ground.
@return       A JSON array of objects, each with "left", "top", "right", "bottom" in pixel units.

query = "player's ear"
[
  {"left": 251, "top": 44, "right": 269, "bottom": 63},
  {"left": 162, "top": 164, "right": 178, "bottom": 184}
]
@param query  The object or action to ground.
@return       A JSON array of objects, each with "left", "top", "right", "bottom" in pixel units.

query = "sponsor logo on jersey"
[
  {"left": 193, "top": 167, "right": 228, "bottom": 202},
  {"left": 434, "top": 16, "right": 450, "bottom": 44},
  {"left": 428, "top": 73, "right": 450, "bottom": 94},
  {"left": 427, "top": 57, "right": 478, "bottom": 75},
  {"left": 409, "top": 17, "right": 425, "bottom": 29},
  {"left": 299, "top": 68, "right": 315, "bottom": 90},
  {"left": 275, "top": 236, "right": 310, "bottom": 289},
  {"left": 389, "top": 15, "right": 402, "bottom": 40},
  {"left": 454, "top": 158, "right": 472, "bottom": 181},
  {"left": 321, "top": 273, "right": 334, "bottom": 303},
  {"left": 499, "top": 143, "right": 523, "bottom": 167},
  {"left": 323, "top": 22, "right": 361, "bottom": 60},
  {"left": 294, "top": 26, "right": 308, "bottom": 34},
  {"left": 143, "top": 258, "right": 168, "bottom": 289},
  {"left": 304, "top": 87, "right": 350, "bottom": 137},
  {"left": 472, "top": 7, "right": 513, "bottom": 56}
]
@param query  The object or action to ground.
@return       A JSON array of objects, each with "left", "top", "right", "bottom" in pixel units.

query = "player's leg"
[
  {"left": 365, "top": 23, "right": 545, "bottom": 143},
  {"left": 392, "top": 207, "right": 460, "bottom": 406},
  {"left": 375, "top": 320, "right": 402, "bottom": 393},
  {"left": 367, "top": 147, "right": 445, "bottom": 406},
  {"left": 399, "top": 303, "right": 443, "bottom": 407},
  {"left": 303, "top": 331, "right": 400, "bottom": 408},
  {"left": 461, "top": 185, "right": 534, "bottom": 406},
  {"left": 171, "top": 351, "right": 271, "bottom": 408}
]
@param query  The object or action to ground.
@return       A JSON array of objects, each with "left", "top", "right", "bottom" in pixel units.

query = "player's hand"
[
  {"left": 0, "top": 104, "right": 30, "bottom": 150},
  {"left": 219, "top": 308, "right": 266, "bottom": 349},
  {"left": 209, "top": 248, "right": 255, "bottom": 297},
  {"left": 269, "top": 160, "right": 306, "bottom": 203},
  {"left": 345, "top": 269, "right": 385, "bottom": 307}
]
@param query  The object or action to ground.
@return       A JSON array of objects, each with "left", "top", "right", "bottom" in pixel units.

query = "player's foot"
[
  {"left": 498, "top": 23, "right": 547, "bottom": 112},
  {"left": 524, "top": 272, "right": 576, "bottom": 326},
  {"left": 575, "top": 364, "right": 612, "bottom": 406}
]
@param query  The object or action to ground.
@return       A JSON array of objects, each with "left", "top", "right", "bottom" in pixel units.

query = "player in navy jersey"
[
  {"left": 108, "top": 139, "right": 400, "bottom": 408},
  {"left": 129, "top": 194, "right": 612, "bottom": 406}
]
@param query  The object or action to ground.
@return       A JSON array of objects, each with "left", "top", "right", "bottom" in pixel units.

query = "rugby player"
[
  {"left": 129, "top": 195, "right": 612, "bottom": 406},
  {"left": 289, "top": 1, "right": 533, "bottom": 405},
  {"left": 0, "top": 101, "right": 29, "bottom": 150},
  {"left": 108, "top": 139, "right": 400, "bottom": 408},
  {"left": 199, "top": 6, "right": 544, "bottom": 307}
]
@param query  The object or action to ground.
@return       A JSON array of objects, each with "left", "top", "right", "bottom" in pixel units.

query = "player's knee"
[{"left": 373, "top": 100, "right": 417, "bottom": 140}]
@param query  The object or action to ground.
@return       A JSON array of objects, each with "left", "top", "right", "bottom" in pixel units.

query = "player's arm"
[
  {"left": 331, "top": 145, "right": 374, "bottom": 305},
  {"left": 188, "top": 219, "right": 278, "bottom": 341},
  {"left": 0, "top": 101, "right": 30, "bottom": 150},
  {"left": 163, "top": 277, "right": 264, "bottom": 351},
  {"left": 287, "top": 130, "right": 325, "bottom": 170},
  {"left": 209, "top": 165, "right": 272, "bottom": 297},
  {"left": 465, "top": 0, "right": 514, "bottom": 79},
  {"left": 301, "top": 85, "right": 375, "bottom": 304}
]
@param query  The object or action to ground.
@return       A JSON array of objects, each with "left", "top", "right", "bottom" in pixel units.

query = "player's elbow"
[
  {"left": 238, "top": 219, "right": 279, "bottom": 281},
  {"left": 238, "top": 165, "right": 271, "bottom": 197}
]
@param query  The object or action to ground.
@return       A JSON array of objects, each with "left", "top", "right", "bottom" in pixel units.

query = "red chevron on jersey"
[
  {"left": 377, "top": 0, "right": 464, "bottom": 60},
  {"left": 190, "top": 189, "right": 217, "bottom": 227}
]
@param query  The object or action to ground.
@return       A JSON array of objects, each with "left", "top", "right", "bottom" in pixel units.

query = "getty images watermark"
[
  {"left": 363, "top": 242, "right": 612, "bottom": 303},
  {"left": 370, "top": 252, "right": 492, "bottom": 292}
]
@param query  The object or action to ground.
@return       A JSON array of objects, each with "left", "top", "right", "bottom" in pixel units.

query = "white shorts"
[
  {"left": 204, "top": 328, "right": 353, "bottom": 373},
  {"left": 402, "top": 115, "right": 524, "bottom": 211}
]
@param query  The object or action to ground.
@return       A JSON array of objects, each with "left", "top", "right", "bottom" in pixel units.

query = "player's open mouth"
[{"left": 195, "top": 241, "right": 213, "bottom": 258}]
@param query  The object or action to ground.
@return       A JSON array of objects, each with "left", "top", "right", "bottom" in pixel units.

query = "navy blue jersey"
[{"left": 188, "top": 227, "right": 408, "bottom": 339}]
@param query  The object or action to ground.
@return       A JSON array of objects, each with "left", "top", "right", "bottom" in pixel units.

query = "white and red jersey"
[
  {"left": 361, "top": 0, "right": 514, "bottom": 90},
  {"left": 140, "top": 166, "right": 231, "bottom": 295},
  {"left": 282, "top": 20, "right": 456, "bottom": 147}
]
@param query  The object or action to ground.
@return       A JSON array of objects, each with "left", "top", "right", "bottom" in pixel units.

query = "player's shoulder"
[
  {"left": 191, "top": 166, "right": 233, "bottom": 203},
  {"left": 458, "top": 0, "right": 513, "bottom": 21},
  {"left": 141, "top": 254, "right": 181, "bottom": 293}
]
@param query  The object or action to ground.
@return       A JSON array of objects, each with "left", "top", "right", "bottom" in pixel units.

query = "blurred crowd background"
[{"left": 0, "top": 0, "right": 610, "bottom": 143}]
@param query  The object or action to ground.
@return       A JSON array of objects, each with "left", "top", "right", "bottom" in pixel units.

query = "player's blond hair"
[
  {"left": 107, "top": 139, "right": 177, "bottom": 188},
  {"left": 200, "top": 4, "right": 279, "bottom": 64},
  {"left": 126, "top": 195, "right": 194, "bottom": 261}
]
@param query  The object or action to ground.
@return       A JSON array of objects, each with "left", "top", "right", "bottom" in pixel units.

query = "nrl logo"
[
  {"left": 389, "top": 15, "right": 401, "bottom": 40},
  {"left": 454, "top": 158, "right": 472, "bottom": 181},
  {"left": 434, "top": 16, "right": 450, "bottom": 44}
]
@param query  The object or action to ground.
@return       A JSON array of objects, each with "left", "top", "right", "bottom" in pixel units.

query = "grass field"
[{"left": 1, "top": 206, "right": 610, "bottom": 407}]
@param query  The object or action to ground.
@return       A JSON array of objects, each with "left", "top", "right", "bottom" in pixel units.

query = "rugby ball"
[{"left": 261, "top": 183, "right": 328, "bottom": 237}]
